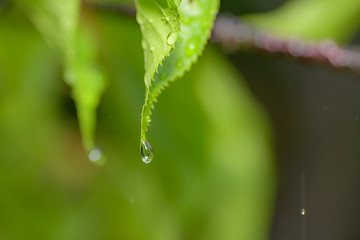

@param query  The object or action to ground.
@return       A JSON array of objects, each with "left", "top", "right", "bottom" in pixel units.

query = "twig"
[{"left": 212, "top": 14, "right": 360, "bottom": 71}]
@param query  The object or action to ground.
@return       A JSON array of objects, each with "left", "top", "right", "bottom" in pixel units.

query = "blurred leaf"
[
  {"left": 193, "top": 48, "right": 275, "bottom": 240},
  {"left": 15, "top": 0, "right": 107, "bottom": 155},
  {"left": 14, "top": 0, "right": 80, "bottom": 57},
  {"left": 139, "top": 0, "right": 219, "bottom": 162},
  {"left": 67, "top": 26, "right": 107, "bottom": 156},
  {"left": 245, "top": 0, "right": 360, "bottom": 42}
]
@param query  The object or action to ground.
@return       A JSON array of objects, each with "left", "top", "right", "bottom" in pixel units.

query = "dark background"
[{"left": 222, "top": 0, "right": 360, "bottom": 239}]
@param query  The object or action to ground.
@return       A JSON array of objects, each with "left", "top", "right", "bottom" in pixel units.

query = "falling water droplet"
[
  {"left": 166, "top": 32, "right": 178, "bottom": 45},
  {"left": 300, "top": 170, "right": 306, "bottom": 240},
  {"left": 88, "top": 148, "right": 107, "bottom": 165},
  {"left": 300, "top": 208, "right": 306, "bottom": 215},
  {"left": 140, "top": 140, "right": 153, "bottom": 164}
]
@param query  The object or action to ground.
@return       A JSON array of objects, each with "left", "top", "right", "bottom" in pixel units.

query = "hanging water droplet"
[
  {"left": 140, "top": 140, "right": 153, "bottom": 164},
  {"left": 300, "top": 208, "right": 306, "bottom": 216},
  {"left": 150, "top": 46, "right": 155, "bottom": 52},
  {"left": 166, "top": 32, "right": 178, "bottom": 45},
  {"left": 88, "top": 148, "right": 107, "bottom": 165}
]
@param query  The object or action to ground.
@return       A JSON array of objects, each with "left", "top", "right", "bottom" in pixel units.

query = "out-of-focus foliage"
[
  {"left": 245, "top": 0, "right": 360, "bottom": 42},
  {"left": 0, "top": 1, "right": 275, "bottom": 239},
  {"left": 138, "top": 0, "right": 219, "bottom": 155},
  {"left": 14, "top": 0, "right": 107, "bottom": 155}
]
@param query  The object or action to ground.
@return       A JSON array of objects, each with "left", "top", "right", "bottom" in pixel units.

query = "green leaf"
[
  {"left": 15, "top": 0, "right": 107, "bottom": 160},
  {"left": 138, "top": 0, "right": 219, "bottom": 162},
  {"left": 135, "top": 0, "right": 182, "bottom": 87}
]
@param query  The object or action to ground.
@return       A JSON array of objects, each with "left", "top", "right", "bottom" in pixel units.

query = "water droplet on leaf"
[
  {"left": 185, "top": 39, "right": 198, "bottom": 56},
  {"left": 140, "top": 140, "right": 153, "bottom": 164},
  {"left": 166, "top": 32, "right": 178, "bottom": 45},
  {"left": 149, "top": 18, "right": 154, "bottom": 23},
  {"left": 150, "top": 46, "right": 155, "bottom": 52}
]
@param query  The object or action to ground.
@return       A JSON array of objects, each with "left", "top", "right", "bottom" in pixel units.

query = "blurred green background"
[
  {"left": 0, "top": 0, "right": 275, "bottom": 239},
  {"left": 1, "top": 0, "right": 360, "bottom": 239}
]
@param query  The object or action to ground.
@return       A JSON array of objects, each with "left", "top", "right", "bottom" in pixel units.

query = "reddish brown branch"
[{"left": 211, "top": 14, "right": 360, "bottom": 71}]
